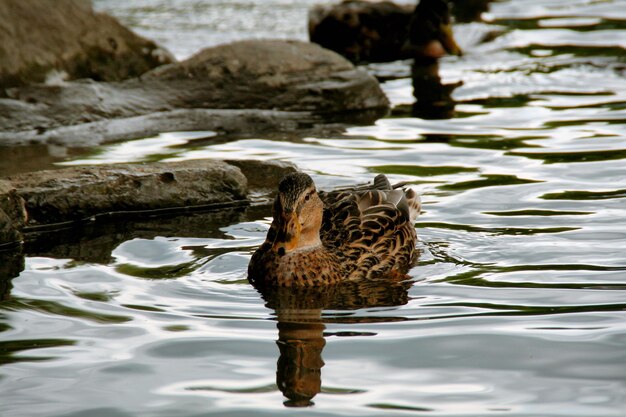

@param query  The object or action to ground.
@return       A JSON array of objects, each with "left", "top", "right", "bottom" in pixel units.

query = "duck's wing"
[
  {"left": 320, "top": 182, "right": 419, "bottom": 279},
  {"left": 320, "top": 174, "right": 393, "bottom": 201},
  {"left": 321, "top": 174, "right": 421, "bottom": 223}
]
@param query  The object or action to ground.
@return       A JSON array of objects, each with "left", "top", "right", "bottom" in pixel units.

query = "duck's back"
[{"left": 319, "top": 175, "right": 420, "bottom": 280}]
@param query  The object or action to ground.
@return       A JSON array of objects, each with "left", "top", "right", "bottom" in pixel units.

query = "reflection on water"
[
  {"left": 260, "top": 280, "right": 413, "bottom": 406},
  {"left": 2, "top": 0, "right": 626, "bottom": 416},
  {"left": 411, "top": 58, "right": 461, "bottom": 119},
  {"left": 0, "top": 144, "right": 89, "bottom": 177},
  {"left": 276, "top": 313, "right": 325, "bottom": 407}
]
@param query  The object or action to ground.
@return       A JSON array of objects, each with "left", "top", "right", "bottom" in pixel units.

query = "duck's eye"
[{"left": 304, "top": 193, "right": 310, "bottom": 202}]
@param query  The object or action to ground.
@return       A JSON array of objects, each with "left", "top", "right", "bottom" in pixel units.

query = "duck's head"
[
  {"left": 270, "top": 173, "right": 324, "bottom": 255},
  {"left": 407, "top": 0, "right": 462, "bottom": 58}
]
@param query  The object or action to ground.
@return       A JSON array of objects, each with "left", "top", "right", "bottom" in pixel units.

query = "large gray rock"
[
  {"left": 0, "top": 0, "right": 174, "bottom": 90},
  {"left": 143, "top": 40, "right": 388, "bottom": 113},
  {"left": 225, "top": 159, "right": 300, "bottom": 191},
  {"left": 0, "top": 159, "right": 296, "bottom": 236},
  {"left": 6, "top": 160, "right": 248, "bottom": 226},
  {"left": 0, "top": 40, "right": 389, "bottom": 146}
]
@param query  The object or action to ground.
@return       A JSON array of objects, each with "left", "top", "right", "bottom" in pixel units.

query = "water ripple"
[{"left": 2, "top": 0, "right": 626, "bottom": 416}]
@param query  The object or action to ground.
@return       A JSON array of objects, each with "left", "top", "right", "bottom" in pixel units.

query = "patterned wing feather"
[{"left": 320, "top": 181, "right": 419, "bottom": 280}]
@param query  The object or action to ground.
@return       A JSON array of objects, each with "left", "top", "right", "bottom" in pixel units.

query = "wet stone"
[
  {"left": 0, "top": 159, "right": 296, "bottom": 246},
  {"left": 0, "top": 0, "right": 174, "bottom": 90}
]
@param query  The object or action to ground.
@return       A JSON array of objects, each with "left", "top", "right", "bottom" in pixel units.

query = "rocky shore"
[
  {"left": 0, "top": 0, "right": 395, "bottom": 249},
  {"left": 0, "top": 38, "right": 389, "bottom": 146}
]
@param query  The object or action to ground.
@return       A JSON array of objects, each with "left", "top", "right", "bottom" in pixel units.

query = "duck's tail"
[{"left": 404, "top": 187, "right": 422, "bottom": 224}]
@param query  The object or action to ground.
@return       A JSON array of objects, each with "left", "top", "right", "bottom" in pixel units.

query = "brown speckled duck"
[{"left": 248, "top": 172, "right": 421, "bottom": 287}]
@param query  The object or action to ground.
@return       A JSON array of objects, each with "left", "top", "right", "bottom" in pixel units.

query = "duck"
[
  {"left": 403, "top": 0, "right": 463, "bottom": 60},
  {"left": 248, "top": 172, "right": 421, "bottom": 287},
  {"left": 308, "top": 0, "right": 461, "bottom": 64}
]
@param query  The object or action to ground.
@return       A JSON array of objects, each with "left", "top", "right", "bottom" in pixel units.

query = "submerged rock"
[
  {"left": 0, "top": 0, "right": 174, "bottom": 90},
  {"left": 0, "top": 159, "right": 297, "bottom": 246},
  {"left": 0, "top": 40, "right": 389, "bottom": 146}
]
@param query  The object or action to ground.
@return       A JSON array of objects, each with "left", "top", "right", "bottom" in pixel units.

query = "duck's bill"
[{"left": 272, "top": 213, "right": 301, "bottom": 253}]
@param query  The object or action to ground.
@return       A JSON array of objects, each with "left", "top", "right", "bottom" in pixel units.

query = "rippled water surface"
[{"left": 2, "top": 1, "right": 626, "bottom": 416}]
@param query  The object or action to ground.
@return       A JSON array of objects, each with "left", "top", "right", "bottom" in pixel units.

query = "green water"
[{"left": 1, "top": 0, "right": 626, "bottom": 416}]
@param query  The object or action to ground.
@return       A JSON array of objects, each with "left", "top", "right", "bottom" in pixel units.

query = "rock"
[
  {"left": 226, "top": 159, "right": 298, "bottom": 191},
  {"left": 0, "top": 208, "right": 21, "bottom": 249},
  {"left": 0, "top": 159, "right": 297, "bottom": 245},
  {"left": 0, "top": 180, "right": 27, "bottom": 227},
  {"left": 0, "top": 40, "right": 389, "bottom": 145},
  {"left": 143, "top": 40, "right": 388, "bottom": 113},
  {"left": 309, "top": 0, "right": 462, "bottom": 63},
  {"left": 6, "top": 160, "right": 248, "bottom": 226},
  {"left": 0, "top": 0, "right": 174, "bottom": 90},
  {"left": 0, "top": 180, "right": 26, "bottom": 247}
]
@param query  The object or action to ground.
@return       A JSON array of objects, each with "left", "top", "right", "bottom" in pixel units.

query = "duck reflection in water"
[
  {"left": 406, "top": 0, "right": 496, "bottom": 118},
  {"left": 256, "top": 279, "right": 414, "bottom": 406},
  {"left": 405, "top": 0, "right": 463, "bottom": 119},
  {"left": 411, "top": 58, "right": 462, "bottom": 119}
]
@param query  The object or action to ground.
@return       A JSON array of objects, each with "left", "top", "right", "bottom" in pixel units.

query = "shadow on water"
[
  {"left": 0, "top": 251, "right": 81, "bottom": 367},
  {"left": 0, "top": 205, "right": 276, "bottom": 366},
  {"left": 255, "top": 273, "right": 416, "bottom": 407},
  {"left": 0, "top": 250, "right": 24, "bottom": 301},
  {"left": 21, "top": 205, "right": 271, "bottom": 264},
  {"left": 0, "top": 144, "right": 91, "bottom": 177},
  {"left": 0, "top": 203, "right": 271, "bottom": 300}
]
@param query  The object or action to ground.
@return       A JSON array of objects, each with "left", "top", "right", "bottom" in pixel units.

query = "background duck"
[
  {"left": 248, "top": 172, "right": 421, "bottom": 287},
  {"left": 308, "top": 0, "right": 462, "bottom": 63}
]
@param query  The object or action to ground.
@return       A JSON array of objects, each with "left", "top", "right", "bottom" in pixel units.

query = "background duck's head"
[
  {"left": 406, "top": 0, "right": 462, "bottom": 58},
  {"left": 271, "top": 173, "right": 323, "bottom": 255}
]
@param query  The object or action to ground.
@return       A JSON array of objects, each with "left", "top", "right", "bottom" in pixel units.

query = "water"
[{"left": 2, "top": 0, "right": 626, "bottom": 416}]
